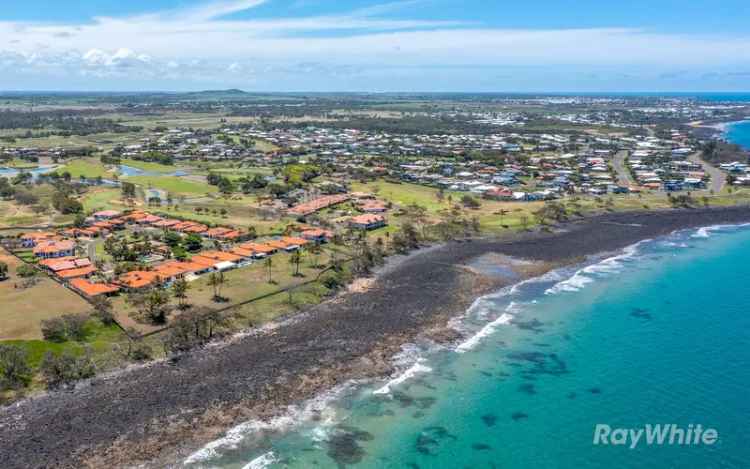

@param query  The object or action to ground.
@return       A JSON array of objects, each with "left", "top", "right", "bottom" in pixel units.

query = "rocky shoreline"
[{"left": 3, "top": 207, "right": 750, "bottom": 468}]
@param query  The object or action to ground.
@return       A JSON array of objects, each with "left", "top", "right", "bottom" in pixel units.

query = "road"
[
  {"left": 688, "top": 152, "right": 726, "bottom": 193},
  {"left": 612, "top": 150, "right": 635, "bottom": 187}
]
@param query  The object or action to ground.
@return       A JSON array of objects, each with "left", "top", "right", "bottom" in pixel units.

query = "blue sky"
[{"left": 1, "top": 0, "right": 749, "bottom": 91}]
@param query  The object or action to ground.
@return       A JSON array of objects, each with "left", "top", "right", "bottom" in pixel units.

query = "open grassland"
[
  {"left": 121, "top": 159, "right": 181, "bottom": 173},
  {"left": 126, "top": 175, "right": 217, "bottom": 195},
  {"left": 0, "top": 250, "right": 92, "bottom": 340},
  {"left": 58, "top": 158, "right": 113, "bottom": 178}
]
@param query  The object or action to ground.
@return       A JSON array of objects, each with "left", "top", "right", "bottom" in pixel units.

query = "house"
[
  {"left": 92, "top": 210, "right": 121, "bottom": 221},
  {"left": 20, "top": 232, "right": 57, "bottom": 248},
  {"left": 301, "top": 228, "right": 333, "bottom": 243},
  {"left": 69, "top": 279, "right": 120, "bottom": 298},
  {"left": 117, "top": 271, "right": 163, "bottom": 291},
  {"left": 56, "top": 265, "right": 98, "bottom": 280},
  {"left": 39, "top": 257, "right": 92, "bottom": 273},
  {"left": 191, "top": 251, "right": 244, "bottom": 271},
  {"left": 349, "top": 214, "right": 387, "bottom": 230},
  {"left": 33, "top": 240, "right": 76, "bottom": 259},
  {"left": 238, "top": 242, "right": 277, "bottom": 258}
]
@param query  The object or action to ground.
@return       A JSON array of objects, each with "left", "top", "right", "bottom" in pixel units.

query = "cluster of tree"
[
  {"left": 104, "top": 235, "right": 154, "bottom": 262},
  {"left": 282, "top": 163, "right": 321, "bottom": 186},
  {"left": 163, "top": 231, "right": 203, "bottom": 260},
  {"left": 128, "top": 150, "right": 174, "bottom": 166},
  {"left": 206, "top": 173, "right": 235, "bottom": 194},
  {"left": 40, "top": 314, "right": 90, "bottom": 342},
  {"left": 51, "top": 187, "right": 83, "bottom": 214},
  {"left": 162, "top": 307, "right": 231, "bottom": 354},
  {"left": 701, "top": 140, "right": 749, "bottom": 164},
  {"left": 237, "top": 174, "right": 268, "bottom": 193},
  {"left": 0, "top": 110, "right": 141, "bottom": 137}
]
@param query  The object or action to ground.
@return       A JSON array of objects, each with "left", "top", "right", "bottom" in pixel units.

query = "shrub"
[
  {"left": 0, "top": 345, "right": 32, "bottom": 390},
  {"left": 40, "top": 317, "right": 68, "bottom": 342},
  {"left": 40, "top": 314, "right": 91, "bottom": 342},
  {"left": 61, "top": 314, "right": 89, "bottom": 341},
  {"left": 39, "top": 349, "right": 96, "bottom": 389},
  {"left": 16, "top": 264, "right": 37, "bottom": 278}
]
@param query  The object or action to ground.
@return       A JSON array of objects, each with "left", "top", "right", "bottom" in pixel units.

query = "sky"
[{"left": 1, "top": 0, "right": 749, "bottom": 92}]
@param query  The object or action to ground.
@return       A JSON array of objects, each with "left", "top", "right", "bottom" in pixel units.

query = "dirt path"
[{"left": 688, "top": 152, "right": 726, "bottom": 193}]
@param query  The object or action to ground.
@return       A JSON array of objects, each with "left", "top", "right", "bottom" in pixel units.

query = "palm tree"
[
  {"left": 207, "top": 271, "right": 226, "bottom": 301},
  {"left": 265, "top": 257, "right": 274, "bottom": 283},
  {"left": 289, "top": 250, "right": 302, "bottom": 277}
]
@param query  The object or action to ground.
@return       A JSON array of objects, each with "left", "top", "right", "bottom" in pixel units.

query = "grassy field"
[
  {"left": 121, "top": 159, "right": 181, "bottom": 173},
  {"left": 0, "top": 250, "right": 93, "bottom": 340},
  {"left": 58, "top": 158, "right": 113, "bottom": 178},
  {"left": 126, "top": 175, "right": 217, "bottom": 195}
]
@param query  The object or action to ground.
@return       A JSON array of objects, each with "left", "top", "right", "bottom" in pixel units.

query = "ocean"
[
  {"left": 725, "top": 120, "right": 750, "bottom": 151},
  {"left": 184, "top": 223, "right": 750, "bottom": 469}
]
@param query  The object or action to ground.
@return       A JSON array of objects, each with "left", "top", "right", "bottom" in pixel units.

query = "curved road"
[{"left": 688, "top": 152, "right": 726, "bottom": 193}]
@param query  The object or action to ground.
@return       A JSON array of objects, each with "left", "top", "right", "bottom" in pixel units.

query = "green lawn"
[
  {"left": 126, "top": 176, "right": 217, "bottom": 195},
  {"left": 351, "top": 180, "right": 454, "bottom": 213},
  {"left": 121, "top": 159, "right": 180, "bottom": 173},
  {"left": 82, "top": 188, "right": 123, "bottom": 212},
  {"left": 58, "top": 158, "right": 112, "bottom": 178}
]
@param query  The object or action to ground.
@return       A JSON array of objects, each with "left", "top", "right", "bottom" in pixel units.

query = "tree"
[
  {"left": 16, "top": 264, "right": 37, "bottom": 278},
  {"left": 265, "top": 257, "right": 274, "bottom": 283},
  {"left": 289, "top": 249, "right": 303, "bottom": 277},
  {"left": 308, "top": 243, "right": 323, "bottom": 268},
  {"left": 207, "top": 271, "right": 227, "bottom": 301},
  {"left": 0, "top": 345, "right": 32, "bottom": 390},
  {"left": 461, "top": 195, "right": 481, "bottom": 209},
  {"left": 40, "top": 349, "right": 96, "bottom": 390},
  {"left": 172, "top": 277, "right": 190, "bottom": 309},
  {"left": 121, "top": 182, "right": 136, "bottom": 201},
  {"left": 184, "top": 234, "right": 203, "bottom": 252},
  {"left": 128, "top": 289, "right": 171, "bottom": 325},
  {"left": 73, "top": 213, "right": 87, "bottom": 228},
  {"left": 0, "top": 261, "right": 8, "bottom": 281},
  {"left": 91, "top": 296, "right": 115, "bottom": 325}
]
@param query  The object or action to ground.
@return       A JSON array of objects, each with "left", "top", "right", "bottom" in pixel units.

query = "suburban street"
[
  {"left": 689, "top": 152, "right": 727, "bottom": 193},
  {"left": 612, "top": 150, "right": 636, "bottom": 187}
]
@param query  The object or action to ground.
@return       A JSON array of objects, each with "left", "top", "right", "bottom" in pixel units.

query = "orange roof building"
[
  {"left": 69, "top": 279, "right": 120, "bottom": 297},
  {"left": 349, "top": 214, "right": 387, "bottom": 230},
  {"left": 56, "top": 265, "right": 97, "bottom": 280},
  {"left": 117, "top": 271, "right": 162, "bottom": 290},
  {"left": 33, "top": 240, "right": 76, "bottom": 258}
]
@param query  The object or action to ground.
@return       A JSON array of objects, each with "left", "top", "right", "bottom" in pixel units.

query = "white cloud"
[{"left": 0, "top": 0, "right": 749, "bottom": 89}]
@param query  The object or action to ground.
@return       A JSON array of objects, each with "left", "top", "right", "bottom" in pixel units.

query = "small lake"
[
  {"left": 119, "top": 164, "right": 189, "bottom": 178},
  {"left": 0, "top": 165, "right": 59, "bottom": 178}
]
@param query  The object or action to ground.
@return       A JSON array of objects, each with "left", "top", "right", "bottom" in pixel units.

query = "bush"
[
  {"left": 91, "top": 297, "right": 116, "bottom": 326},
  {"left": 128, "top": 342, "right": 153, "bottom": 361},
  {"left": 40, "top": 314, "right": 90, "bottom": 342},
  {"left": 40, "top": 317, "right": 68, "bottom": 342},
  {"left": 0, "top": 345, "right": 32, "bottom": 390},
  {"left": 16, "top": 264, "right": 37, "bottom": 278},
  {"left": 61, "top": 314, "right": 89, "bottom": 341},
  {"left": 39, "top": 349, "right": 96, "bottom": 389}
]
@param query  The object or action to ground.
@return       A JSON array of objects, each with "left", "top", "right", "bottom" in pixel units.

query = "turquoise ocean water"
[
  {"left": 185, "top": 224, "right": 750, "bottom": 469},
  {"left": 725, "top": 120, "right": 750, "bottom": 151}
]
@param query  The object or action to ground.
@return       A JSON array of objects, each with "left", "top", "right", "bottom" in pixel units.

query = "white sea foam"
[
  {"left": 184, "top": 382, "right": 356, "bottom": 465},
  {"left": 455, "top": 312, "right": 514, "bottom": 353},
  {"left": 241, "top": 451, "right": 278, "bottom": 469},
  {"left": 373, "top": 360, "right": 433, "bottom": 395},
  {"left": 544, "top": 241, "right": 646, "bottom": 295}
]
